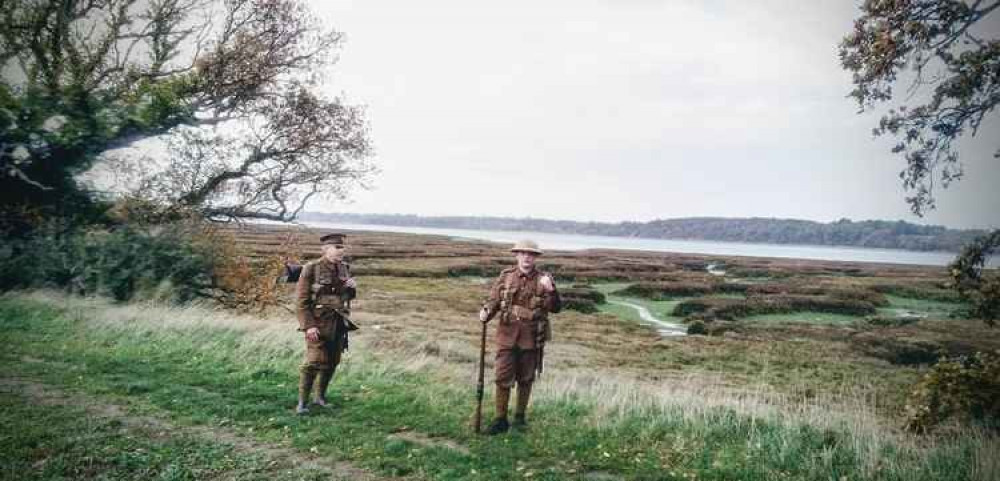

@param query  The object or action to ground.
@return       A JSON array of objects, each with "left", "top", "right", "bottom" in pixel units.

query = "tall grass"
[{"left": 5, "top": 290, "right": 996, "bottom": 481}]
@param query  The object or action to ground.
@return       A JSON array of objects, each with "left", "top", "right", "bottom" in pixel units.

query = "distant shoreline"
[
  {"left": 299, "top": 212, "right": 988, "bottom": 254},
  {"left": 292, "top": 220, "right": 974, "bottom": 267}
]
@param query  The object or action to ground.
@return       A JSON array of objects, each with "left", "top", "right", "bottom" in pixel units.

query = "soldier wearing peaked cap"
[
  {"left": 295, "top": 232, "right": 358, "bottom": 415},
  {"left": 479, "top": 239, "right": 561, "bottom": 434}
]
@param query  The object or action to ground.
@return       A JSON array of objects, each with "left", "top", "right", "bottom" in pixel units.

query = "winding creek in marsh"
[{"left": 607, "top": 299, "right": 687, "bottom": 337}]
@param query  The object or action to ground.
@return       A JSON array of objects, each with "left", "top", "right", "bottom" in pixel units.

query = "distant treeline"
[{"left": 299, "top": 213, "right": 989, "bottom": 252}]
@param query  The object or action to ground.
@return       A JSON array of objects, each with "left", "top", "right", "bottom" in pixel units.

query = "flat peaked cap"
[
  {"left": 320, "top": 233, "right": 347, "bottom": 245},
  {"left": 511, "top": 239, "right": 543, "bottom": 255}
]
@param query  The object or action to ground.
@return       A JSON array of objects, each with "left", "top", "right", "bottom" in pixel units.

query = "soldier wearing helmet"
[{"left": 479, "top": 239, "right": 561, "bottom": 434}]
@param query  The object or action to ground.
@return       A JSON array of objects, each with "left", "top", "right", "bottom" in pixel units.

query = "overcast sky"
[{"left": 306, "top": 0, "right": 999, "bottom": 229}]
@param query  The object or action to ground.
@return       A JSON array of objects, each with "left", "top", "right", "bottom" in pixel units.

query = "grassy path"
[
  {"left": 1, "top": 375, "right": 382, "bottom": 480},
  {"left": 1, "top": 294, "right": 992, "bottom": 481}
]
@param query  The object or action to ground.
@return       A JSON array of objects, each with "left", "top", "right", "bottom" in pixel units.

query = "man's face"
[
  {"left": 515, "top": 251, "right": 537, "bottom": 271},
  {"left": 322, "top": 244, "right": 346, "bottom": 262}
]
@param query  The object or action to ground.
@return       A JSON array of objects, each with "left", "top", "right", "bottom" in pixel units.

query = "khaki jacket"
[
  {"left": 483, "top": 267, "right": 561, "bottom": 349},
  {"left": 296, "top": 258, "right": 356, "bottom": 338}
]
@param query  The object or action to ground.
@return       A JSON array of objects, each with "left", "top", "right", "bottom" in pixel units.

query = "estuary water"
[{"left": 302, "top": 221, "right": 970, "bottom": 267}]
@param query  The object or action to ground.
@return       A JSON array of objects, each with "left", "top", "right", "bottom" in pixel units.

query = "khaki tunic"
[
  {"left": 296, "top": 259, "right": 355, "bottom": 370},
  {"left": 483, "top": 267, "right": 561, "bottom": 386}
]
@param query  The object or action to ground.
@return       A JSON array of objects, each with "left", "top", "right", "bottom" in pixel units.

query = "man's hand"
[
  {"left": 479, "top": 307, "right": 490, "bottom": 323},
  {"left": 344, "top": 277, "right": 357, "bottom": 289},
  {"left": 305, "top": 327, "right": 320, "bottom": 342},
  {"left": 539, "top": 274, "right": 555, "bottom": 293}
]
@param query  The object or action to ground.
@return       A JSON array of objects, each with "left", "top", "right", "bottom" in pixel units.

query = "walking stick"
[{"left": 474, "top": 319, "right": 488, "bottom": 434}]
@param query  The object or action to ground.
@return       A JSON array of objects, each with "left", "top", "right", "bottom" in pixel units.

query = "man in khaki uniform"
[
  {"left": 479, "top": 240, "right": 561, "bottom": 434},
  {"left": 295, "top": 233, "right": 357, "bottom": 415}
]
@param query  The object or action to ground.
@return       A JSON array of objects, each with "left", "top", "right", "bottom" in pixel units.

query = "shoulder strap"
[{"left": 503, "top": 270, "right": 516, "bottom": 292}]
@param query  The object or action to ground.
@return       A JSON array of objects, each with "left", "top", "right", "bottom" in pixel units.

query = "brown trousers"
[
  {"left": 300, "top": 309, "right": 345, "bottom": 375},
  {"left": 494, "top": 346, "right": 538, "bottom": 388},
  {"left": 301, "top": 337, "right": 343, "bottom": 374}
]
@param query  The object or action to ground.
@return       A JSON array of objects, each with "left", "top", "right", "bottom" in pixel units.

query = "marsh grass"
[
  {"left": 3, "top": 291, "right": 997, "bottom": 480},
  {"left": 740, "top": 312, "right": 862, "bottom": 326}
]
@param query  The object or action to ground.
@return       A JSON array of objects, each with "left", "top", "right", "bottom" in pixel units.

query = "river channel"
[{"left": 608, "top": 300, "right": 687, "bottom": 337}]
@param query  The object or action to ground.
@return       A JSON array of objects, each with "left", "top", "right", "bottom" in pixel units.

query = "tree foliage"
[
  {"left": 950, "top": 228, "right": 1000, "bottom": 325},
  {"left": 0, "top": 0, "right": 372, "bottom": 229},
  {"left": 839, "top": 0, "right": 999, "bottom": 216}
]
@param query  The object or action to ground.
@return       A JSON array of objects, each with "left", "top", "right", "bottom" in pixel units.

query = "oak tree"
[
  {"left": 841, "top": 0, "right": 999, "bottom": 324},
  {"left": 0, "top": 0, "right": 372, "bottom": 227}
]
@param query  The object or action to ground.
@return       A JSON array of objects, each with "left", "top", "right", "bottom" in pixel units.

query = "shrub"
[
  {"left": 617, "top": 281, "right": 716, "bottom": 299},
  {"left": 205, "top": 225, "right": 308, "bottom": 312},
  {"left": 562, "top": 298, "right": 600, "bottom": 313},
  {"left": 905, "top": 351, "right": 1000, "bottom": 433},
  {"left": 445, "top": 263, "right": 496, "bottom": 277},
  {"left": 870, "top": 283, "right": 962, "bottom": 303},
  {"left": 860, "top": 315, "right": 919, "bottom": 328},
  {"left": 560, "top": 287, "right": 605, "bottom": 314},
  {"left": 671, "top": 294, "right": 878, "bottom": 319},
  {"left": 560, "top": 287, "right": 606, "bottom": 304},
  {"left": 1, "top": 222, "right": 214, "bottom": 302},
  {"left": 826, "top": 287, "right": 890, "bottom": 307},
  {"left": 687, "top": 320, "right": 708, "bottom": 335},
  {"left": 716, "top": 282, "right": 749, "bottom": 294},
  {"left": 0, "top": 221, "right": 302, "bottom": 311},
  {"left": 747, "top": 284, "right": 889, "bottom": 307},
  {"left": 672, "top": 298, "right": 747, "bottom": 318},
  {"left": 765, "top": 294, "right": 878, "bottom": 316}
]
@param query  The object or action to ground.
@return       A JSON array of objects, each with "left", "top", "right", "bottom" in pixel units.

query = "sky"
[{"left": 302, "top": 1, "right": 998, "bottom": 229}]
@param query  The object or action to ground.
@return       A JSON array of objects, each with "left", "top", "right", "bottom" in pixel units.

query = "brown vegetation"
[{"left": 224, "top": 222, "right": 1000, "bottom": 423}]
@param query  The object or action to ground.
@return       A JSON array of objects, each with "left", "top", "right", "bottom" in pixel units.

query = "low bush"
[
  {"left": 445, "top": 262, "right": 497, "bottom": 277},
  {"left": 747, "top": 284, "right": 889, "bottom": 307},
  {"left": 560, "top": 287, "right": 606, "bottom": 313},
  {"left": 686, "top": 319, "right": 708, "bottom": 335},
  {"left": 561, "top": 298, "right": 600, "bottom": 313},
  {"left": 672, "top": 298, "right": 747, "bottom": 318},
  {"left": 616, "top": 281, "right": 716, "bottom": 299},
  {"left": 860, "top": 315, "right": 920, "bottom": 328},
  {"left": 871, "top": 283, "right": 962, "bottom": 303},
  {"left": 757, "top": 294, "right": 878, "bottom": 316},
  {"left": 1, "top": 221, "right": 301, "bottom": 311},
  {"left": 1, "top": 222, "right": 214, "bottom": 302},
  {"left": 726, "top": 267, "right": 795, "bottom": 278},
  {"left": 672, "top": 294, "right": 878, "bottom": 319},
  {"left": 905, "top": 351, "right": 1000, "bottom": 433},
  {"left": 560, "top": 287, "right": 606, "bottom": 304},
  {"left": 716, "top": 282, "right": 750, "bottom": 294}
]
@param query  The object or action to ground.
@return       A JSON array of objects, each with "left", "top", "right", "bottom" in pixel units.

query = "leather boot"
[
  {"left": 513, "top": 382, "right": 532, "bottom": 429},
  {"left": 297, "top": 369, "right": 317, "bottom": 415},
  {"left": 487, "top": 386, "right": 512, "bottom": 435},
  {"left": 314, "top": 369, "right": 335, "bottom": 407}
]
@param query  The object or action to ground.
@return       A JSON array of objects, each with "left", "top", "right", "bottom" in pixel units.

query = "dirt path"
[
  {"left": 0, "top": 375, "right": 400, "bottom": 481},
  {"left": 388, "top": 429, "right": 471, "bottom": 456}
]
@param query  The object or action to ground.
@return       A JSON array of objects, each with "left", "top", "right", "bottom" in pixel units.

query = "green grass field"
[{"left": 2, "top": 292, "right": 996, "bottom": 481}]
